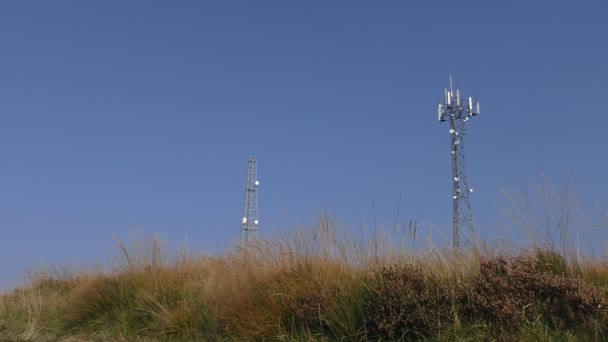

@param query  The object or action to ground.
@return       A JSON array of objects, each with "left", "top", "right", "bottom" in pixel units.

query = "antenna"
[
  {"left": 437, "top": 78, "right": 480, "bottom": 249},
  {"left": 241, "top": 157, "right": 259, "bottom": 243},
  {"left": 449, "top": 74, "right": 453, "bottom": 94}
]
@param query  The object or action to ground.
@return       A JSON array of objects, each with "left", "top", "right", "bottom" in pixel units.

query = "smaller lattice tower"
[
  {"left": 437, "top": 77, "right": 480, "bottom": 249},
  {"left": 241, "top": 157, "right": 260, "bottom": 243}
]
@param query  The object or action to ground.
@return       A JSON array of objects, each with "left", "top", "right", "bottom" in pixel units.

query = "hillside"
[{"left": 1, "top": 215, "right": 608, "bottom": 341}]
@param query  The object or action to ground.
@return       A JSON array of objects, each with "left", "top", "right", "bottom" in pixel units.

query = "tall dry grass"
[{"left": 1, "top": 180, "right": 608, "bottom": 341}]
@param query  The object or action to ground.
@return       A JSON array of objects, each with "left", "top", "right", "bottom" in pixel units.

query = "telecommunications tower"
[
  {"left": 437, "top": 77, "right": 480, "bottom": 249},
  {"left": 241, "top": 157, "right": 260, "bottom": 243}
]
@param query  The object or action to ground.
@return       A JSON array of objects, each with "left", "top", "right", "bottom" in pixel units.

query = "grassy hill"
[{"left": 2, "top": 213, "right": 608, "bottom": 341}]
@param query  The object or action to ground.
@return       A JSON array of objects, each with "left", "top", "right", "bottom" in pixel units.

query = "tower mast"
[
  {"left": 437, "top": 79, "right": 480, "bottom": 248},
  {"left": 241, "top": 157, "right": 260, "bottom": 243}
]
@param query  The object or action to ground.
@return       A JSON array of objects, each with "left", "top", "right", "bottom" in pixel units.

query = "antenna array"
[
  {"left": 241, "top": 157, "right": 260, "bottom": 243},
  {"left": 437, "top": 79, "right": 480, "bottom": 249}
]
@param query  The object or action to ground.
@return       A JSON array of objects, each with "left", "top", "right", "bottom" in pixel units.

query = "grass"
[{"left": 2, "top": 183, "right": 608, "bottom": 341}]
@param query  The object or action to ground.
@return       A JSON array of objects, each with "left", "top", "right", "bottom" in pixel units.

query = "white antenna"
[
  {"left": 468, "top": 97, "right": 473, "bottom": 113},
  {"left": 449, "top": 74, "right": 453, "bottom": 95}
]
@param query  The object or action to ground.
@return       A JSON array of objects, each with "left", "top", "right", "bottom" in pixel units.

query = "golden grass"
[{"left": 1, "top": 182, "right": 607, "bottom": 341}]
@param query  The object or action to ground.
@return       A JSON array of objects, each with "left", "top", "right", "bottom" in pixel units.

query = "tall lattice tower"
[
  {"left": 437, "top": 78, "right": 480, "bottom": 249},
  {"left": 241, "top": 157, "right": 260, "bottom": 243}
]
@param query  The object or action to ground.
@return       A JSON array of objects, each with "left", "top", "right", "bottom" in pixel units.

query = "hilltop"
[{"left": 2, "top": 213, "right": 608, "bottom": 341}]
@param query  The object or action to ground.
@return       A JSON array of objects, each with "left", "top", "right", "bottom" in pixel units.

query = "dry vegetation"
[{"left": 2, "top": 182, "right": 608, "bottom": 341}]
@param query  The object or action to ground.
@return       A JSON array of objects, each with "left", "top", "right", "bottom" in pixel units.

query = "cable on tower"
[
  {"left": 241, "top": 157, "right": 260, "bottom": 243},
  {"left": 437, "top": 78, "right": 480, "bottom": 249}
]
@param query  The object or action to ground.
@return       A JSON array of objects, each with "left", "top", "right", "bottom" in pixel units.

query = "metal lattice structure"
[
  {"left": 437, "top": 78, "right": 480, "bottom": 249},
  {"left": 241, "top": 157, "right": 260, "bottom": 243}
]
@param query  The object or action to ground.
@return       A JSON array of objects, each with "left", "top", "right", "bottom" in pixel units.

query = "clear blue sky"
[{"left": 1, "top": 1, "right": 607, "bottom": 289}]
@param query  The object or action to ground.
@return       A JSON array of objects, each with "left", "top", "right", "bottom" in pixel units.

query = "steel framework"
[
  {"left": 241, "top": 157, "right": 260, "bottom": 243},
  {"left": 438, "top": 78, "right": 480, "bottom": 248}
]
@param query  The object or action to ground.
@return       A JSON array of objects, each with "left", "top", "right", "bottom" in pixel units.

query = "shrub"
[
  {"left": 365, "top": 264, "right": 452, "bottom": 340},
  {"left": 462, "top": 250, "right": 608, "bottom": 335}
]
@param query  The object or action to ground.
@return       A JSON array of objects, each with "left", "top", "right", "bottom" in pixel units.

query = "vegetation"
[{"left": 2, "top": 182, "right": 608, "bottom": 341}]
